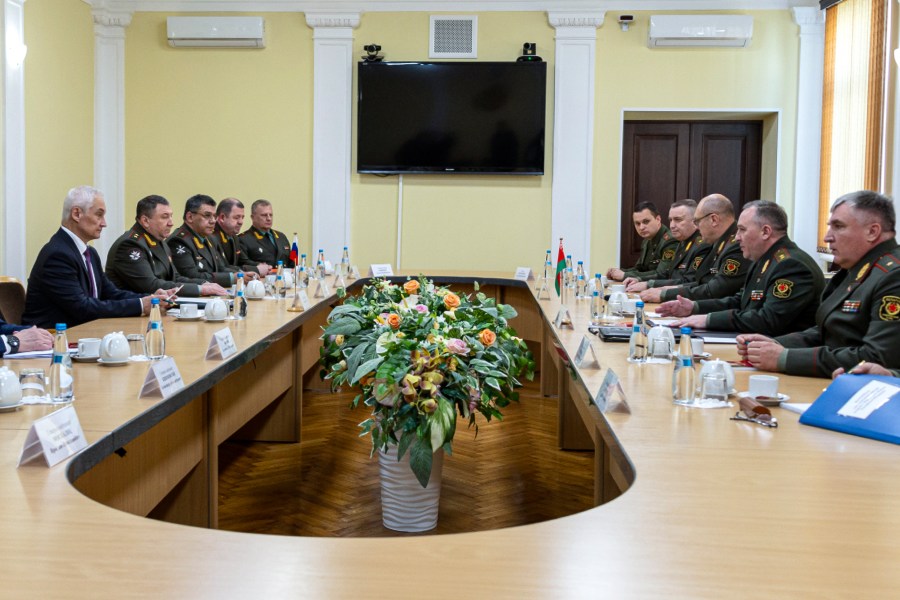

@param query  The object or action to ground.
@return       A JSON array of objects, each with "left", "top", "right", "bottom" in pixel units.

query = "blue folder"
[{"left": 800, "top": 374, "right": 900, "bottom": 445}]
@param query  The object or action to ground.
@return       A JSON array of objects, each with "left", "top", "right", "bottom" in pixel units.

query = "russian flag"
[{"left": 290, "top": 233, "right": 299, "bottom": 265}]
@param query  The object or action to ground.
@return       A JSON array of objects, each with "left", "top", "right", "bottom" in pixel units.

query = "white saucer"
[
  {"left": 737, "top": 390, "right": 790, "bottom": 407},
  {"left": 175, "top": 315, "right": 203, "bottom": 321},
  {"left": 246, "top": 296, "right": 265, "bottom": 301},
  {"left": 98, "top": 358, "right": 129, "bottom": 366},
  {"left": 0, "top": 401, "right": 24, "bottom": 412},
  {"left": 73, "top": 354, "right": 100, "bottom": 363},
  {"left": 205, "top": 317, "right": 227, "bottom": 322},
  {"left": 694, "top": 352, "right": 712, "bottom": 360}
]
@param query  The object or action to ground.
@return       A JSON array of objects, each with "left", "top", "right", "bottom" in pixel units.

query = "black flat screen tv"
[{"left": 357, "top": 61, "right": 546, "bottom": 175}]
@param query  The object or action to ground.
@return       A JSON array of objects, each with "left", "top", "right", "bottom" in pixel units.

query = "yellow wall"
[
  {"left": 23, "top": 0, "right": 94, "bottom": 267},
  {"left": 125, "top": 12, "right": 313, "bottom": 243}
]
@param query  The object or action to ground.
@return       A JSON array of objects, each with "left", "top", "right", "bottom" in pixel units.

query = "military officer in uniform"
[
  {"left": 640, "top": 194, "right": 751, "bottom": 303},
  {"left": 658, "top": 201, "right": 824, "bottom": 336},
  {"left": 607, "top": 202, "right": 679, "bottom": 282},
  {"left": 739, "top": 190, "right": 900, "bottom": 378},
  {"left": 238, "top": 199, "right": 294, "bottom": 269},
  {"left": 168, "top": 195, "right": 239, "bottom": 287},
  {"left": 107, "top": 195, "right": 228, "bottom": 296},
  {"left": 624, "top": 199, "right": 711, "bottom": 292},
  {"left": 214, "top": 198, "right": 267, "bottom": 278}
]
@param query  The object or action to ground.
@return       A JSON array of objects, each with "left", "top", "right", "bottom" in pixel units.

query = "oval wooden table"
[{"left": 1, "top": 273, "right": 898, "bottom": 598}]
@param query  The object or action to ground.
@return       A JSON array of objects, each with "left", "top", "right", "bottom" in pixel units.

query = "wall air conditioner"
[
  {"left": 648, "top": 15, "right": 753, "bottom": 48},
  {"left": 167, "top": 16, "right": 265, "bottom": 48}
]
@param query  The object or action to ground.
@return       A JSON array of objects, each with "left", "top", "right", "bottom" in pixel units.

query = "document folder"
[{"left": 799, "top": 374, "right": 900, "bottom": 445}]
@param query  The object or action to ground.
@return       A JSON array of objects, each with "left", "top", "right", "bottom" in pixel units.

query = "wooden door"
[{"left": 620, "top": 121, "right": 762, "bottom": 268}]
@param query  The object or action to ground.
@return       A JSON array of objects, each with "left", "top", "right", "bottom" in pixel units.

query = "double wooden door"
[{"left": 619, "top": 121, "right": 762, "bottom": 267}]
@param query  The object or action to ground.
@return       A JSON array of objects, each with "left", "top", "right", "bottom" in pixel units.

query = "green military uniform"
[
  {"left": 642, "top": 230, "right": 711, "bottom": 287},
  {"left": 238, "top": 226, "right": 294, "bottom": 268},
  {"left": 622, "top": 226, "right": 679, "bottom": 280},
  {"left": 213, "top": 223, "right": 261, "bottom": 273},
  {"left": 105, "top": 223, "right": 205, "bottom": 296},
  {"left": 776, "top": 239, "right": 900, "bottom": 378},
  {"left": 695, "top": 236, "right": 825, "bottom": 336},
  {"left": 660, "top": 222, "right": 750, "bottom": 302},
  {"left": 167, "top": 224, "right": 236, "bottom": 287}
]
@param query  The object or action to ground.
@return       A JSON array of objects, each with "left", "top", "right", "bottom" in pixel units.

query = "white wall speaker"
[{"left": 430, "top": 16, "right": 477, "bottom": 59}]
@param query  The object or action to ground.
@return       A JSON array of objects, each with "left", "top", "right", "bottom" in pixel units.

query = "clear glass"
[
  {"left": 48, "top": 325, "right": 73, "bottom": 402},
  {"left": 19, "top": 368, "right": 45, "bottom": 399},
  {"left": 145, "top": 300, "right": 166, "bottom": 359},
  {"left": 126, "top": 334, "right": 146, "bottom": 358},
  {"left": 699, "top": 372, "right": 728, "bottom": 403},
  {"left": 628, "top": 302, "right": 647, "bottom": 362},
  {"left": 672, "top": 328, "right": 696, "bottom": 404}
]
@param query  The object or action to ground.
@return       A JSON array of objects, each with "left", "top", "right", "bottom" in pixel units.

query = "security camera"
[{"left": 618, "top": 15, "right": 634, "bottom": 31}]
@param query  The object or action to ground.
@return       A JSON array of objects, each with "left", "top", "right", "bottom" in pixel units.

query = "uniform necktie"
[{"left": 83, "top": 249, "right": 98, "bottom": 298}]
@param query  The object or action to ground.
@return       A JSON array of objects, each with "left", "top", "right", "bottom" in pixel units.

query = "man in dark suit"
[
  {"left": 168, "top": 195, "right": 239, "bottom": 287},
  {"left": 0, "top": 322, "right": 53, "bottom": 357},
  {"left": 238, "top": 199, "right": 294, "bottom": 268},
  {"left": 739, "top": 190, "right": 900, "bottom": 377},
  {"left": 22, "top": 185, "right": 171, "bottom": 329},
  {"left": 106, "top": 195, "right": 228, "bottom": 296},
  {"left": 658, "top": 201, "right": 825, "bottom": 337},
  {"left": 214, "top": 198, "right": 267, "bottom": 277}
]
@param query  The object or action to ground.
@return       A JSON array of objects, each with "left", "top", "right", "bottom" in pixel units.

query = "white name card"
[
  {"left": 594, "top": 369, "right": 631, "bottom": 414},
  {"left": 368, "top": 264, "right": 394, "bottom": 277},
  {"left": 553, "top": 305, "right": 573, "bottom": 329},
  {"left": 350, "top": 265, "right": 360, "bottom": 279},
  {"left": 324, "top": 260, "right": 334, "bottom": 275},
  {"left": 514, "top": 267, "right": 534, "bottom": 281},
  {"left": 206, "top": 327, "right": 237, "bottom": 360},
  {"left": 139, "top": 357, "right": 185, "bottom": 400},
  {"left": 297, "top": 289, "right": 311, "bottom": 310},
  {"left": 574, "top": 335, "right": 600, "bottom": 369},
  {"left": 18, "top": 405, "right": 87, "bottom": 468}
]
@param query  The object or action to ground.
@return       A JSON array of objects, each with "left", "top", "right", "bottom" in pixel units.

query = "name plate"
[
  {"left": 594, "top": 368, "right": 631, "bottom": 414},
  {"left": 139, "top": 357, "right": 185, "bottom": 400},
  {"left": 349, "top": 265, "right": 360, "bottom": 279},
  {"left": 368, "top": 263, "right": 394, "bottom": 277},
  {"left": 514, "top": 267, "right": 534, "bottom": 281},
  {"left": 297, "top": 289, "right": 311, "bottom": 310},
  {"left": 18, "top": 405, "right": 87, "bottom": 468},
  {"left": 574, "top": 335, "right": 600, "bottom": 369},
  {"left": 206, "top": 327, "right": 237, "bottom": 360}
]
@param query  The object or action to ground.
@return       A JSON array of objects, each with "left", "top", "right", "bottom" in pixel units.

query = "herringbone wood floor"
[{"left": 217, "top": 377, "right": 594, "bottom": 537}]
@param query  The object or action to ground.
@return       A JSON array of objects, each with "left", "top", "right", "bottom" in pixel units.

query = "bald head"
[
  {"left": 698, "top": 194, "right": 735, "bottom": 218},
  {"left": 694, "top": 194, "right": 736, "bottom": 244}
]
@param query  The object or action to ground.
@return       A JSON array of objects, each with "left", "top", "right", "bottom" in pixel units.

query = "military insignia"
[
  {"left": 253, "top": 231, "right": 264, "bottom": 240},
  {"left": 879, "top": 296, "right": 900, "bottom": 321},
  {"left": 722, "top": 259, "right": 740, "bottom": 276},
  {"left": 684, "top": 241, "right": 693, "bottom": 252},
  {"left": 662, "top": 249, "right": 675, "bottom": 261},
  {"left": 717, "top": 240, "right": 726, "bottom": 254},
  {"left": 772, "top": 279, "right": 793, "bottom": 299},
  {"left": 198, "top": 261, "right": 204, "bottom": 270},
  {"left": 856, "top": 263, "right": 870, "bottom": 281},
  {"left": 176, "top": 245, "right": 187, "bottom": 255},
  {"left": 219, "top": 231, "right": 228, "bottom": 243},
  {"left": 750, "top": 290, "right": 764, "bottom": 301},
  {"left": 692, "top": 256, "right": 703, "bottom": 270},
  {"left": 130, "top": 231, "right": 140, "bottom": 239},
  {"left": 842, "top": 300, "right": 861, "bottom": 313},
  {"left": 193, "top": 237, "right": 204, "bottom": 250},
  {"left": 760, "top": 259, "right": 770, "bottom": 275},
  {"left": 142, "top": 233, "right": 157, "bottom": 247},
  {"left": 710, "top": 268, "right": 718, "bottom": 275},
  {"left": 129, "top": 250, "right": 141, "bottom": 261},
  {"left": 774, "top": 249, "right": 790, "bottom": 262}
]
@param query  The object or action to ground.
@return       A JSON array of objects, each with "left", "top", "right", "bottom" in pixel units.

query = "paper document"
[
  {"left": 780, "top": 403, "right": 811, "bottom": 415},
  {"left": 700, "top": 335, "right": 739, "bottom": 344},
  {"left": 837, "top": 380, "right": 900, "bottom": 420}
]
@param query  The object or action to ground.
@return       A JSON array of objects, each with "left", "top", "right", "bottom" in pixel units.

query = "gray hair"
[
  {"left": 832, "top": 190, "right": 896, "bottom": 233},
  {"left": 671, "top": 198, "right": 698, "bottom": 216},
  {"left": 743, "top": 200, "right": 788, "bottom": 233},
  {"left": 62, "top": 185, "right": 102, "bottom": 223}
]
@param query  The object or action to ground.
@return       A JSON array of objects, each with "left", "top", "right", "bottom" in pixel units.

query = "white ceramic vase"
[{"left": 378, "top": 445, "right": 444, "bottom": 532}]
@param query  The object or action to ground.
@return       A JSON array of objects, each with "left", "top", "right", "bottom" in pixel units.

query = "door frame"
[{"left": 614, "top": 108, "right": 782, "bottom": 268}]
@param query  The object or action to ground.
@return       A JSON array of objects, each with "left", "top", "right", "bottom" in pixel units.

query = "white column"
[
  {"left": 305, "top": 13, "right": 359, "bottom": 265},
  {"left": 92, "top": 8, "right": 132, "bottom": 265},
  {"left": 791, "top": 7, "right": 826, "bottom": 258},
  {"left": 547, "top": 11, "right": 604, "bottom": 274},
  {"left": 2, "top": 0, "right": 27, "bottom": 281}
]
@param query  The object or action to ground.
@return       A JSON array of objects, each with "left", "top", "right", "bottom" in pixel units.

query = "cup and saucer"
[
  {"left": 98, "top": 357, "right": 130, "bottom": 366},
  {"left": 74, "top": 337, "right": 101, "bottom": 363},
  {"left": 174, "top": 304, "right": 203, "bottom": 321}
]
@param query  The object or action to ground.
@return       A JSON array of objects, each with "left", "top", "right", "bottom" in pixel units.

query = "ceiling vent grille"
[{"left": 430, "top": 16, "right": 477, "bottom": 59}]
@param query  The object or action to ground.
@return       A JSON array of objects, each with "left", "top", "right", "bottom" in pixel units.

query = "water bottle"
[
  {"left": 628, "top": 301, "right": 648, "bottom": 362},
  {"left": 298, "top": 266, "right": 307, "bottom": 290},
  {"left": 672, "top": 327, "right": 696, "bottom": 404},
  {"left": 275, "top": 261, "right": 285, "bottom": 297},
  {"left": 48, "top": 323, "right": 73, "bottom": 402},
  {"left": 235, "top": 272, "right": 247, "bottom": 319},
  {"left": 576, "top": 274, "right": 587, "bottom": 300},
  {"left": 565, "top": 255, "right": 574, "bottom": 288},
  {"left": 542, "top": 256, "right": 553, "bottom": 281},
  {"left": 299, "top": 254, "right": 309, "bottom": 286},
  {"left": 593, "top": 273, "right": 604, "bottom": 296},
  {"left": 341, "top": 246, "right": 350, "bottom": 277},
  {"left": 590, "top": 290, "right": 603, "bottom": 326},
  {"left": 145, "top": 298, "right": 166, "bottom": 359},
  {"left": 317, "top": 249, "right": 326, "bottom": 279}
]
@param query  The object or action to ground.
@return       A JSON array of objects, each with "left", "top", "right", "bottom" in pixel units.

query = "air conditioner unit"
[
  {"left": 648, "top": 15, "right": 753, "bottom": 48},
  {"left": 167, "top": 16, "right": 265, "bottom": 48}
]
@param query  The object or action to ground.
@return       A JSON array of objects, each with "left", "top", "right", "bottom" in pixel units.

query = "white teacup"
[
  {"left": 246, "top": 279, "right": 266, "bottom": 299},
  {"left": 205, "top": 298, "right": 229, "bottom": 321},
  {"left": 609, "top": 284, "right": 626, "bottom": 295},
  {"left": 77, "top": 337, "right": 101, "bottom": 358},
  {"left": 648, "top": 325, "right": 675, "bottom": 358},
  {"left": 749, "top": 374, "right": 779, "bottom": 399},
  {"left": 623, "top": 296, "right": 639, "bottom": 313},
  {"left": 690, "top": 337, "right": 705, "bottom": 356},
  {"left": 180, "top": 304, "right": 198, "bottom": 318},
  {"left": 100, "top": 332, "right": 130, "bottom": 363},
  {"left": 0, "top": 366, "right": 23, "bottom": 407},
  {"left": 699, "top": 359, "right": 735, "bottom": 392},
  {"left": 607, "top": 291, "right": 628, "bottom": 314}
]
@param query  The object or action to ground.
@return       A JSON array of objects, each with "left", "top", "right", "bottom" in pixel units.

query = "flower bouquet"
[{"left": 320, "top": 277, "right": 535, "bottom": 487}]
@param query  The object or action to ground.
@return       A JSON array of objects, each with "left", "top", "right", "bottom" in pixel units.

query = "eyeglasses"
[
  {"left": 193, "top": 211, "right": 216, "bottom": 221},
  {"left": 692, "top": 213, "right": 716, "bottom": 226}
]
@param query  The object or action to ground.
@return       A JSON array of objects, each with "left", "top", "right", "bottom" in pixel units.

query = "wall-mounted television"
[{"left": 356, "top": 61, "right": 547, "bottom": 175}]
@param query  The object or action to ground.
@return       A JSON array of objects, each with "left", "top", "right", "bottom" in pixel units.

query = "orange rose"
[
  {"left": 443, "top": 292, "right": 461, "bottom": 310},
  {"left": 403, "top": 280, "right": 420, "bottom": 295},
  {"left": 479, "top": 329, "right": 496, "bottom": 346},
  {"left": 387, "top": 313, "right": 401, "bottom": 329}
]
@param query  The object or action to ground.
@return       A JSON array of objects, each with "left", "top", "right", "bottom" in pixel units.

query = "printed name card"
[
  {"left": 139, "top": 357, "right": 185, "bottom": 400},
  {"left": 368, "top": 264, "right": 394, "bottom": 277},
  {"left": 206, "top": 328, "right": 237, "bottom": 360},
  {"left": 18, "top": 405, "right": 87, "bottom": 468},
  {"left": 349, "top": 265, "right": 360, "bottom": 279},
  {"left": 297, "top": 289, "right": 311, "bottom": 310},
  {"left": 574, "top": 335, "right": 600, "bottom": 369},
  {"left": 593, "top": 369, "right": 631, "bottom": 414},
  {"left": 553, "top": 305, "right": 573, "bottom": 329},
  {"left": 514, "top": 267, "right": 534, "bottom": 281}
]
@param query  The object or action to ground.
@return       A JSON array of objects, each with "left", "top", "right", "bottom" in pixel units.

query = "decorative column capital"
[
  {"left": 93, "top": 8, "right": 133, "bottom": 39},
  {"left": 305, "top": 12, "right": 361, "bottom": 30},
  {"left": 548, "top": 11, "right": 605, "bottom": 30},
  {"left": 792, "top": 7, "right": 825, "bottom": 32}
]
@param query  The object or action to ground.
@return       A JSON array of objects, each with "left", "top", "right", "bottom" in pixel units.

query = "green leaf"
[
  {"left": 352, "top": 356, "right": 383, "bottom": 384},
  {"left": 397, "top": 429, "right": 415, "bottom": 460},
  {"left": 430, "top": 419, "right": 444, "bottom": 452},
  {"left": 498, "top": 304, "right": 518, "bottom": 319},
  {"left": 323, "top": 318, "right": 362, "bottom": 336},
  {"left": 346, "top": 342, "right": 372, "bottom": 384},
  {"left": 328, "top": 304, "right": 363, "bottom": 318},
  {"left": 485, "top": 376, "right": 501, "bottom": 391},
  {"left": 409, "top": 441, "right": 434, "bottom": 488}
]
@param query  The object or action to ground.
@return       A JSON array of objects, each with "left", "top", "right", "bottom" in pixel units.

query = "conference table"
[{"left": 1, "top": 272, "right": 898, "bottom": 597}]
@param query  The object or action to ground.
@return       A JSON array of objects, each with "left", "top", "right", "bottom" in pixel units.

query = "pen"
[{"left": 164, "top": 285, "right": 184, "bottom": 303}]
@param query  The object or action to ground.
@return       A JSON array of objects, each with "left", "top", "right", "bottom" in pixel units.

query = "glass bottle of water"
[
  {"left": 235, "top": 272, "right": 247, "bottom": 319},
  {"left": 317, "top": 249, "right": 327, "bottom": 279},
  {"left": 565, "top": 254, "right": 574, "bottom": 288},
  {"left": 628, "top": 301, "right": 648, "bottom": 362},
  {"left": 299, "top": 254, "right": 309, "bottom": 286},
  {"left": 145, "top": 299, "right": 166, "bottom": 360},
  {"left": 576, "top": 274, "right": 587, "bottom": 300},
  {"left": 593, "top": 272, "right": 604, "bottom": 296},
  {"left": 298, "top": 266, "right": 307, "bottom": 289},
  {"left": 590, "top": 290, "right": 603, "bottom": 326},
  {"left": 49, "top": 323, "right": 73, "bottom": 403},
  {"left": 341, "top": 246, "right": 350, "bottom": 277},
  {"left": 672, "top": 327, "right": 696, "bottom": 404},
  {"left": 575, "top": 260, "right": 586, "bottom": 288},
  {"left": 274, "top": 261, "right": 285, "bottom": 297},
  {"left": 542, "top": 256, "right": 553, "bottom": 281}
]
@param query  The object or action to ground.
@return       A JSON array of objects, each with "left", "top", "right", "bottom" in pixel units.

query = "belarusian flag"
[{"left": 555, "top": 238, "right": 565, "bottom": 296}]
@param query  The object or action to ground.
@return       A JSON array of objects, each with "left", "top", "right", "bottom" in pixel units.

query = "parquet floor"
[{"left": 217, "top": 377, "right": 594, "bottom": 537}]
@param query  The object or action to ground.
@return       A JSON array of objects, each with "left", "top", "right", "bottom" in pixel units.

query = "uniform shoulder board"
[
  {"left": 729, "top": 235, "right": 737, "bottom": 244},
  {"left": 662, "top": 248, "right": 675, "bottom": 260},
  {"left": 662, "top": 231, "right": 671, "bottom": 241},
  {"left": 130, "top": 229, "right": 141, "bottom": 239},
  {"left": 774, "top": 248, "right": 791, "bottom": 262},
  {"left": 178, "top": 227, "right": 191, "bottom": 239},
  {"left": 876, "top": 253, "right": 900, "bottom": 272}
]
